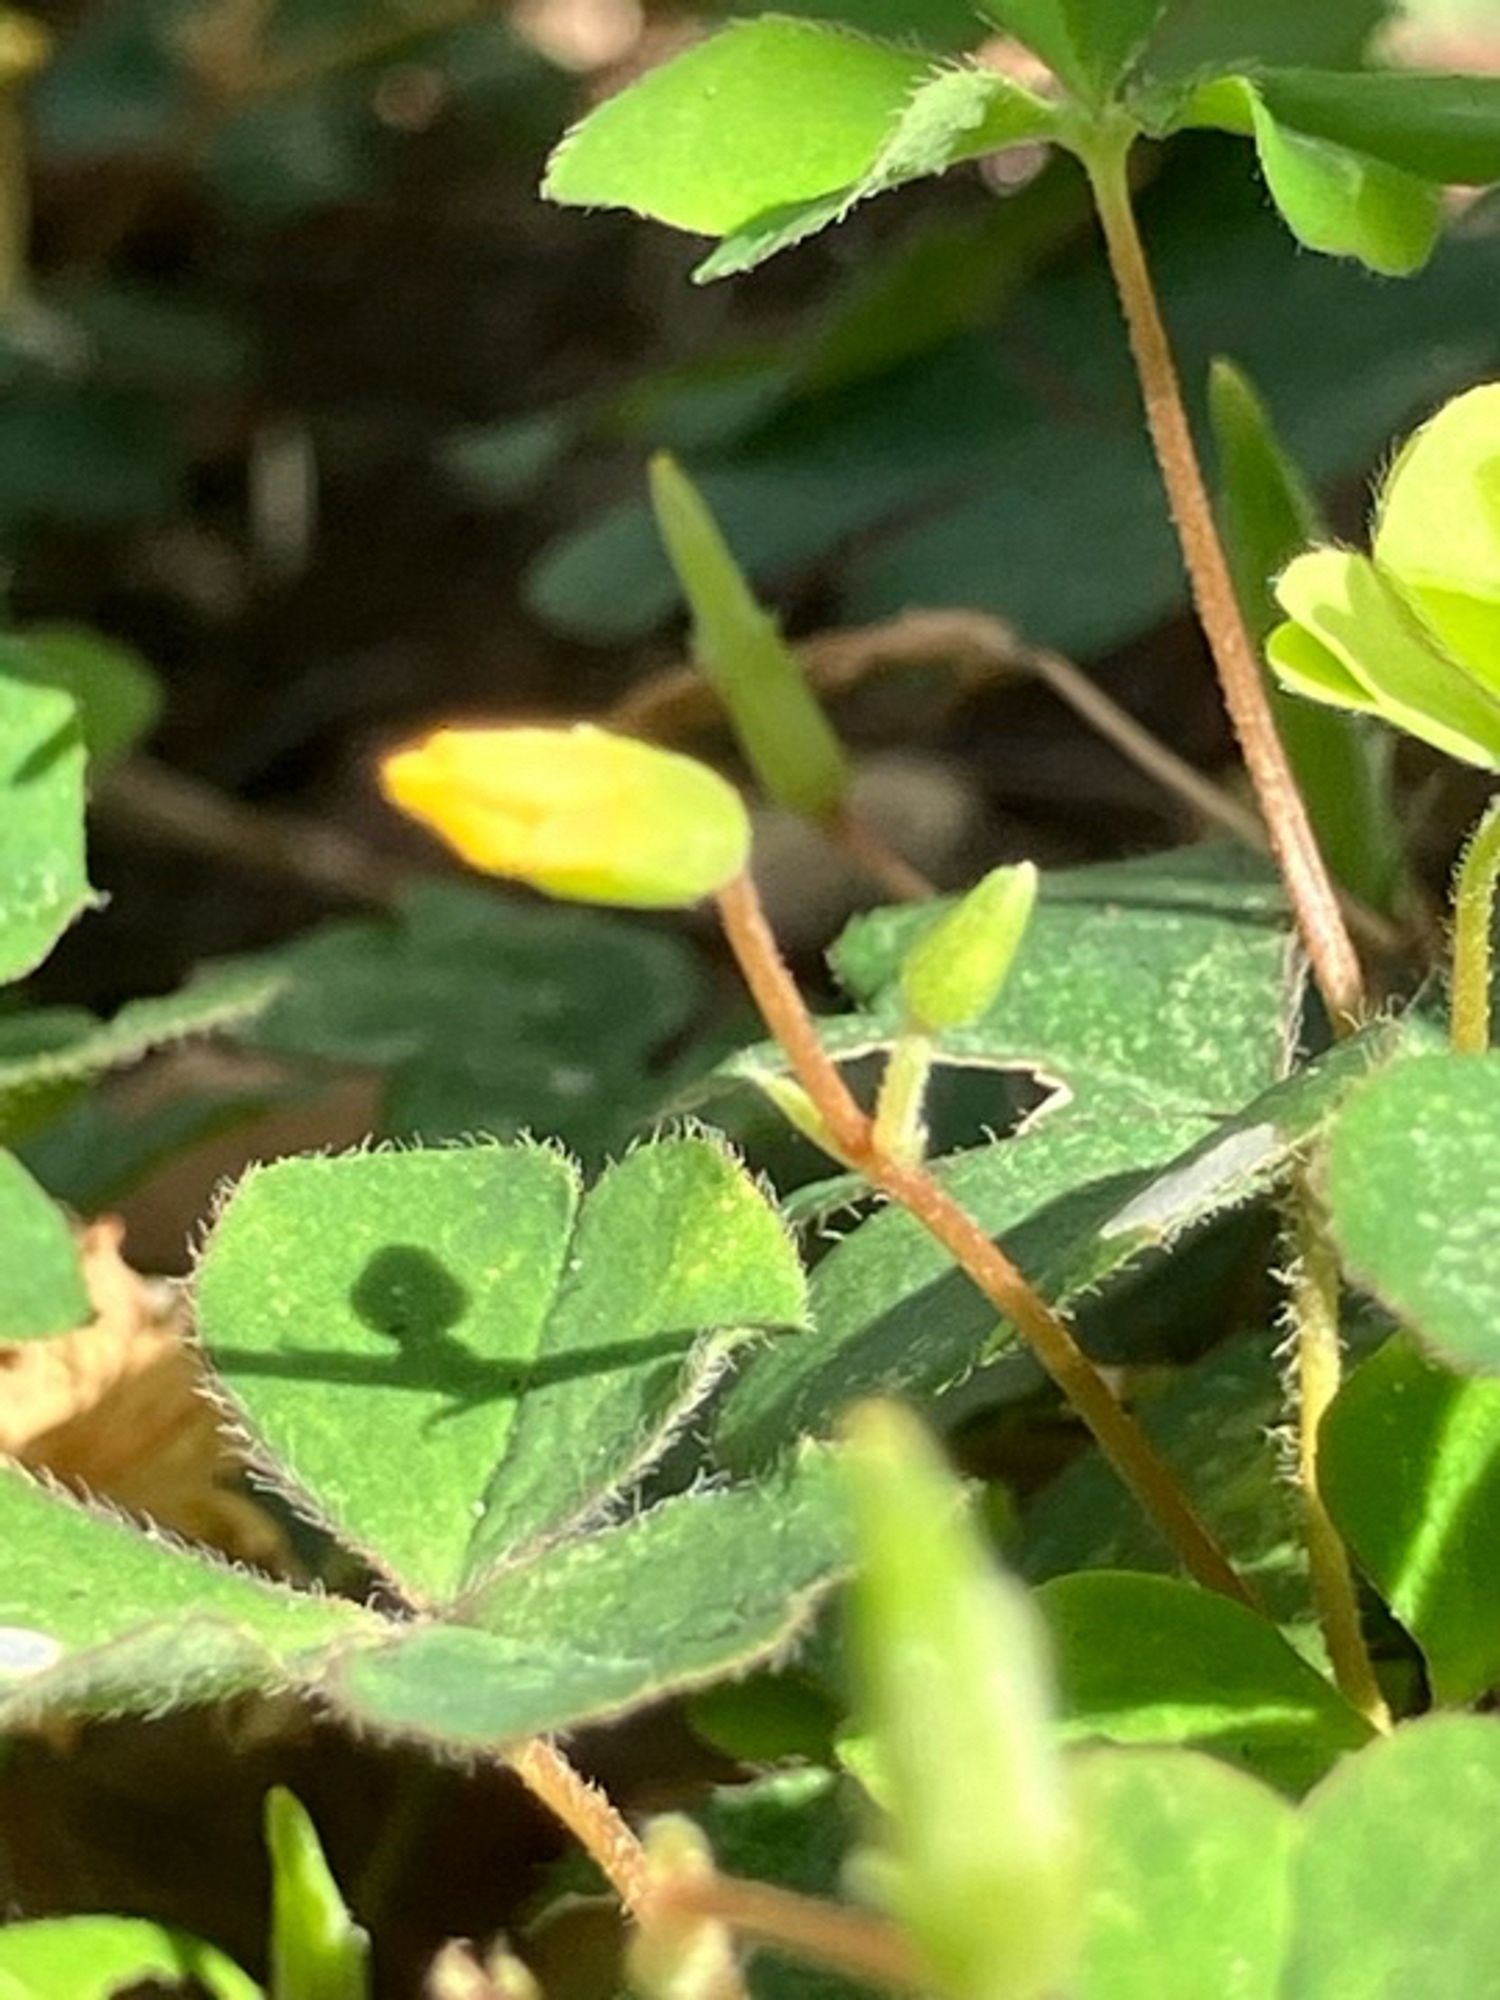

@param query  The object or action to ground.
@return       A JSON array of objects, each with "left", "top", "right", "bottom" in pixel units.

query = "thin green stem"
[
  {"left": 1083, "top": 134, "right": 1365, "bottom": 1035},
  {"left": 872, "top": 1034, "right": 934, "bottom": 1166},
  {"left": 1451, "top": 793, "right": 1500, "bottom": 1052},
  {"left": 717, "top": 872, "right": 1254, "bottom": 1607},
  {"left": 1288, "top": 1176, "right": 1391, "bottom": 1733}
]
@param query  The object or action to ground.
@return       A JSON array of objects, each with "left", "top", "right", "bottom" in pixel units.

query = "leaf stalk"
[
  {"left": 717, "top": 871, "right": 1252, "bottom": 1606},
  {"left": 1287, "top": 1176, "right": 1392, "bottom": 1733},
  {"left": 1083, "top": 134, "right": 1365, "bottom": 1034}
]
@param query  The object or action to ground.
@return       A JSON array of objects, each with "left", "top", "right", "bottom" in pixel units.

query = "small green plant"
[{"left": 7, "top": 3, "right": 1500, "bottom": 1996}]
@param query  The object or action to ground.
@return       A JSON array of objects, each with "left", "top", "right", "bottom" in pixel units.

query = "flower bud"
[
  {"left": 381, "top": 723, "right": 750, "bottom": 908},
  {"left": 898, "top": 862, "right": 1037, "bottom": 1033},
  {"left": 650, "top": 453, "right": 849, "bottom": 820}
]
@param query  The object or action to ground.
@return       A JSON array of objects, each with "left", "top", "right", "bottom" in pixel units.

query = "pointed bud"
[
  {"left": 650, "top": 453, "right": 849, "bottom": 820},
  {"left": 898, "top": 862, "right": 1038, "bottom": 1033}
]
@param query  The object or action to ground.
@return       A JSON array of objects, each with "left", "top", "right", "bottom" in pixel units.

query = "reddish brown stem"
[
  {"left": 827, "top": 807, "right": 936, "bottom": 902},
  {"left": 658, "top": 1874, "right": 925, "bottom": 1993},
  {"left": 505, "top": 1738, "right": 649, "bottom": 1917},
  {"left": 717, "top": 873, "right": 1253, "bottom": 1606},
  {"left": 1086, "top": 139, "right": 1364, "bottom": 1034},
  {"left": 717, "top": 872, "right": 872, "bottom": 1160}
]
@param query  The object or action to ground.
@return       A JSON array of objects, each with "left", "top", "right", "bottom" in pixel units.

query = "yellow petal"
[{"left": 381, "top": 723, "right": 751, "bottom": 908}]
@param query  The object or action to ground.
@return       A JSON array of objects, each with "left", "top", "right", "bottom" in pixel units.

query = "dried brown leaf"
[{"left": 0, "top": 1216, "right": 288, "bottom": 1572}]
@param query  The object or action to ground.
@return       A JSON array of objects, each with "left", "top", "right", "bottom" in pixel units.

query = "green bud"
[
  {"left": 898, "top": 862, "right": 1038, "bottom": 1033},
  {"left": 649, "top": 452, "right": 849, "bottom": 820},
  {"left": 840, "top": 1401, "right": 1076, "bottom": 2000}
]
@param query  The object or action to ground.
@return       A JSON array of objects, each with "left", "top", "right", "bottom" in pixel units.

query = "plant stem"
[
  {"left": 1288, "top": 1179, "right": 1391, "bottom": 1732},
  {"left": 1451, "top": 793, "right": 1500, "bottom": 1052},
  {"left": 828, "top": 807, "right": 936, "bottom": 903},
  {"left": 657, "top": 1873, "right": 925, "bottom": 1993},
  {"left": 1084, "top": 136, "right": 1365, "bottom": 1034},
  {"left": 718, "top": 873, "right": 872, "bottom": 1162},
  {"left": 505, "top": 1738, "right": 650, "bottom": 1918},
  {"left": 872, "top": 1034, "right": 934, "bottom": 1165},
  {"left": 717, "top": 872, "right": 1253, "bottom": 1606}
]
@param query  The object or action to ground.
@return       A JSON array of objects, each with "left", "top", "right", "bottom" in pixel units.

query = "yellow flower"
[
  {"left": 380, "top": 723, "right": 751, "bottom": 908},
  {"left": 1267, "top": 382, "right": 1500, "bottom": 770}
]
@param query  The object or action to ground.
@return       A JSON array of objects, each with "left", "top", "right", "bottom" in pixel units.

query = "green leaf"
[
  {"left": 843, "top": 1403, "right": 1075, "bottom": 2000},
  {"left": 1252, "top": 68, "right": 1500, "bottom": 189},
  {"left": 1070, "top": 1748, "right": 1296, "bottom": 2000},
  {"left": 0, "top": 1464, "right": 374, "bottom": 1730},
  {"left": 822, "top": 847, "right": 1292, "bottom": 1106},
  {"left": 544, "top": 18, "right": 1059, "bottom": 280},
  {"left": 978, "top": 0, "right": 1167, "bottom": 106},
  {"left": 1325, "top": 1051, "right": 1500, "bottom": 1372},
  {"left": 1209, "top": 358, "right": 1405, "bottom": 915},
  {"left": 1186, "top": 76, "right": 1442, "bottom": 275},
  {"left": 0, "top": 1147, "right": 87, "bottom": 1339},
  {"left": 1023, "top": 1332, "right": 1310, "bottom": 1627},
  {"left": 698, "top": 63, "right": 1061, "bottom": 280},
  {"left": 0, "top": 1916, "right": 259, "bottom": 2000},
  {"left": 19, "top": 1082, "right": 278, "bottom": 1212},
  {"left": 1139, "top": 0, "right": 1390, "bottom": 83},
  {"left": 0, "top": 625, "right": 161, "bottom": 767},
  {"left": 1037, "top": 1571, "right": 1374, "bottom": 1794},
  {"left": 197, "top": 1137, "right": 806, "bottom": 1605},
  {"left": 266, "top": 1788, "right": 371, "bottom": 2000},
  {"left": 321, "top": 1450, "right": 849, "bottom": 1748},
  {"left": 0, "top": 966, "right": 285, "bottom": 1146},
  {"left": 1270, "top": 549, "right": 1500, "bottom": 769},
  {"left": 239, "top": 883, "right": 706, "bottom": 1165},
  {"left": 0, "top": 677, "right": 91, "bottom": 987},
  {"left": 1284, "top": 1714, "right": 1500, "bottom": 1994},
  {"left": 730, "top": 0, "right": 982, "bottom": 48},
  {"left": 1370, "top": 379, "right": 1500, "bottom": 683},
  {"left": 714, "top": 850, "right": 1304, "bottom": 1466},
  {"left": 649, "top": 452, "right": 849, "bottom": 818},
  {"left": 1321, "top": 1333, "right": 1500, "bottom": 1703},
  {"left": 543, "top": 19, "right": 932, "bottom": 235}
]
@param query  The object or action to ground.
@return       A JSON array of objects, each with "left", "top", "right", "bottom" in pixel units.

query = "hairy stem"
[
  {"left": 1451, "top": 793, "right": 1500, "bottom": 1052},
  {"left": 718, "top": 873, "right": 1252, "bottom": 1606},
  {"left": 505, "top": 1738, "right": 651, "bottom": 1918},
  {"left": 1085, "top": 137, "right": 1364, "bottom": 1033},
  {"left": 1289, "top": 1179, "right": 1391, "bottom": 1732}
]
